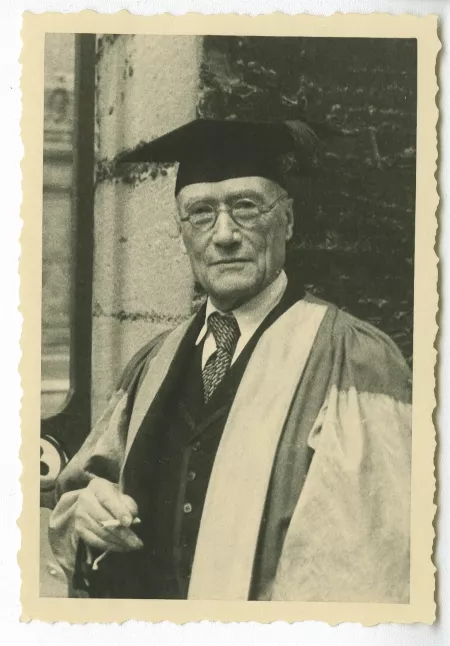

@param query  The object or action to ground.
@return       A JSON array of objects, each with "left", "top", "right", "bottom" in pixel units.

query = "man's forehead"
[{"left": 176, "top": 176, "right": 284, "bottom": 202}]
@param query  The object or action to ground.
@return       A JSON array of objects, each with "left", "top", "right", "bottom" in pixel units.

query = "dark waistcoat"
[{"left": 87, "top": 283, "right": 305, "bottom": 599}]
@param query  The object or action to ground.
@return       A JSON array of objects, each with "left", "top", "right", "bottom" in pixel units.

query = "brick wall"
[{"left": 199, "top": 36, "right": 417, "bottom": 364}]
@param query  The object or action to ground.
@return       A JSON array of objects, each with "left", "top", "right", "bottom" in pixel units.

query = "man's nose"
[{"left": 212, "top": 210, "right": 241, "bottom": 246}]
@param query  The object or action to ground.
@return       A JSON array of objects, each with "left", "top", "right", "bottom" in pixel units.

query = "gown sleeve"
[
  {"left": 48, "top": 332, "right": 169, "bottom": 578},
  {"left": 272, "top": 310, "right": 412, "bottom": 602}
]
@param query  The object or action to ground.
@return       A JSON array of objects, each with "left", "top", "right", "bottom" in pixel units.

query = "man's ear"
[
  {"left": 174, "top": 202, "right": 184, "bottom": 233},
  {"left": 179, "top": 234, "right": 188, "bottom": 255},
  {"left": 173, "top": 206, "right": 188, "bottom": 253},
  {"left": 285, "top": 198, "right": 294, "bottom": 242}
]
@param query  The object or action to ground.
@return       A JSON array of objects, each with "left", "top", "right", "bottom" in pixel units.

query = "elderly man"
[{"left": 49, "top": 119, "right": 412, "bottom": 602}]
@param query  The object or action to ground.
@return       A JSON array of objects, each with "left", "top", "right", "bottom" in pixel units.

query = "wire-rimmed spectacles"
[{"left": 179, "top": 194, "right": 286, "bottom": 232}]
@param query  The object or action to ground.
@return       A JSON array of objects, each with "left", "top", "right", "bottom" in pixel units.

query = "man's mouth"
[{"left": 210, "top": 259, "right": 250, "bottom": 266}]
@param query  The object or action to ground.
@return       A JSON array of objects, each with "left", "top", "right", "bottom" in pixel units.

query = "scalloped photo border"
[{"left": 19, "top": 11, "right": 439, "bottom": 625}]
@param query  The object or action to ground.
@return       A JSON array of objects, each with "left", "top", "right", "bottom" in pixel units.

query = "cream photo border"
[{"left": 19, "top": 11, "right": 439, "bottom": 624}]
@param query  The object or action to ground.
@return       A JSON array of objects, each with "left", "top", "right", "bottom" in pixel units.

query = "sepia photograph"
[{"left": 20, "top": 12, "right": 438, "bottom": 625}]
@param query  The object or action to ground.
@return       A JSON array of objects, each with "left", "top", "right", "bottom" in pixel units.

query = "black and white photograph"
[{"left": 20, "top": 12, "right": 438, "bottom": 625}]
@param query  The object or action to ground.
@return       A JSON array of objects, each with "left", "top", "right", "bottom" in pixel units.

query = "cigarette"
[{"left": 100, "top": 517, "right": 141, "bottom": 529}]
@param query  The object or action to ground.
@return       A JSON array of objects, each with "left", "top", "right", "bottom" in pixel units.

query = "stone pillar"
[{"left": 92, "top": 35, "right": 202, "bottom": 422}]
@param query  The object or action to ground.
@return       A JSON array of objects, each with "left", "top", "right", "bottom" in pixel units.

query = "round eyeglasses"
[{"left": 179, "top": 194, "right": 286, "bottom": 232}]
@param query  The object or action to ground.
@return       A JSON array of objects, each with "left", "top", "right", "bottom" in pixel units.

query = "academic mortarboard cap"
[{"left": 118, "top": 118, "right": 329, "bottom": 195}]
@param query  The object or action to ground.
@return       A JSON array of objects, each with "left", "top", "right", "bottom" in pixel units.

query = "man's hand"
[{"left": 74, "top": 477, "right": 143, "bottom": 552}]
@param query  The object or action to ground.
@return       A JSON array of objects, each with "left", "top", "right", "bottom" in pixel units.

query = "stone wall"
[{"left": 92, "top": 35, "right": 201, "bottom": 421}]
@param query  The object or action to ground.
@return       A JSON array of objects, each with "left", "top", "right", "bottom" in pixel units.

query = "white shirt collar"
[{"left": 196, "top": 270, "right": 288, "bottom": 366}]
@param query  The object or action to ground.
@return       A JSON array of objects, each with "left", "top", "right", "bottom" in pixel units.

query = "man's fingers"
[
  {"left": 80, "top": 490, "right": 126, "bottom": 538},
  {"left": 78, "top": 527, "right": 131, "bottom": 553},
  {"left": 76, "top": 511, "right": 143, "bottom": 551},
  {"left": 75, "top": 479, "right": 142, "bottom": 550},
  {"left": 121, "top": 494, "right": 139, "bottom": 520},
  {"left": 95, "top": 518, "right": 143, "bottom": 550},
  {"left": 75, "top": 511, "right": 129, "bottom": 551},
  {"left": 89, "top": 479, "right": 136, "bottom": 526}
]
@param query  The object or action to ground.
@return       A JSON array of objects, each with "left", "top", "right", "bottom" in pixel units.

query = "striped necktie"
[{"left": 202, "top": 311, "right": 241, "bottom": 403}]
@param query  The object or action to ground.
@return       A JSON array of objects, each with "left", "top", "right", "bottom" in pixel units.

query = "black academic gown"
[{"left": 84, "top": 282, "right": 304, "bottom": 599}]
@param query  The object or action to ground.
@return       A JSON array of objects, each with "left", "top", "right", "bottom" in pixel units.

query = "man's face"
[{"left": 176, "top": 176, "right": 294, "bottom": 311}]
